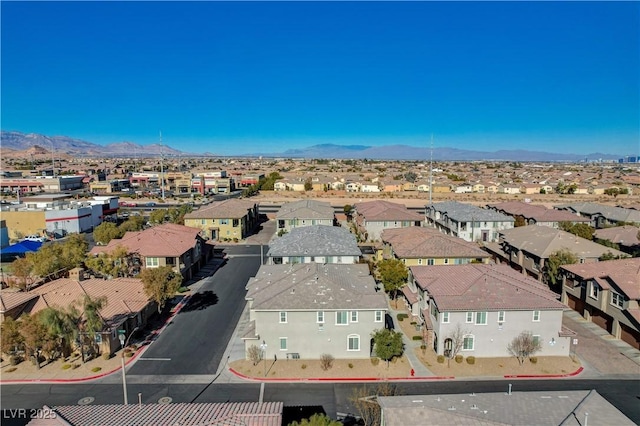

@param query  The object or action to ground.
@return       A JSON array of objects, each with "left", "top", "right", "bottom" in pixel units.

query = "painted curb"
[
  {"left": 503, "top": 366, "right": 584, "bottom": 379},
  {"left": 228, "top": 367, "right": 454, "bottom": 382}
]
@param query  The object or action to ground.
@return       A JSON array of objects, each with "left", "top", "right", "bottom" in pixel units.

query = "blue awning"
[{"left": 1, "top": 240, "right": 43, "bottom": 255}]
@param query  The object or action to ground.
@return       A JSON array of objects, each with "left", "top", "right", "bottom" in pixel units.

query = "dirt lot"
[{"left": 230, "top": 356, "right": 412, "bottom": 379}]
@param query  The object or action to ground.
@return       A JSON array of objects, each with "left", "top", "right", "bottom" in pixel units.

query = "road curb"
[
  {"left": 504, "top": 366, "right": 584, "bottom": 379},
  {"left": 228, "top": 367, "right": 454, "bottom": 382}
]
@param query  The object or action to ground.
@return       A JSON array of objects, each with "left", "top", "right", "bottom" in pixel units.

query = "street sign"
[{"left": 118, "top": 329, "right": 126, "bottom": 335}]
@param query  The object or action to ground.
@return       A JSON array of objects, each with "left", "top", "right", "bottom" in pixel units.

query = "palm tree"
[
  {"left": 79, "top": 295, "right": 107, "bottom": 361},
  {"left": 39, "top": 307, "right": 78, "bottom": 358}
]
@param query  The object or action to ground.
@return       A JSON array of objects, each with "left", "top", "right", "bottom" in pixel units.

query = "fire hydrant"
[{"left": 410, "top": 368, "right": 415, "bottom": 377}]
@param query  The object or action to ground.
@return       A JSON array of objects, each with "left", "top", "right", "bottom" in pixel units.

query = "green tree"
[
  {"left": 371, "top": 328, "right": 404, "bottom": 367},
  {"left": 10, "top": 257, "right": 35, "bottom": 290},
  {"left": 93, "top": 222, "right": 122, "bottom": 244},
  {"left": 140, "top": 266, "right": 183, "bottom": 313},
  {"left": 19, "top": 313, "right": 48, "bottom": 369},
  {"left": 288, "top": 413, "right": 342, "bottom": 426},
  {"left": 60, "top": 234, "right": 88, "bottom": 269},
  {"left": 544, "top": 249, "right": 578, "bottom": 287},
  {"left": 38, "top": 307, "right": 78, "bottom": 358},
  {"left": 119, "top": 216, "right": 146, "bottom": 233},
  {"left": 377, "top": 259, "right": 408, "bottom": 306},
  {"left": 304, "top": 178, "right": 313, "bottom": 191},
  {"left": 1, "top": 317, "right": 24, "bottom": 355},
  {"left": 599, "top": 251, "right": 624, "bottom": 261},
  {"left": 514, "top": 215, "right": 526, "bottom": 227},
  {"left": 79, "top": 295, "right": 106, "bottom": 359},
  {"left": 85, "top": 246, "right": 132, "bottom": 278},
  {"left": 149, "top": 208, "right": 169, "bottom": 224},
  {"left": 559, "top": 222, "right": 594, "bottom": 240}
]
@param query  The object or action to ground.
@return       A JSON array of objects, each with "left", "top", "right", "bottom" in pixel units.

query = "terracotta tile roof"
[
  {"left": 487, "top": 201, "right": 590, "bottom": 223},
  {"left": 381, "top": 227, "right": 490, "bottom": 259},
  {"left": 28, "top": 277, "right": 149, "bottom": 329},
  {"left": 184, "top": 199, "right": 257, "bottom": 219},
  {"left": 90, "top": 223, "right": 202, "bottom": 258},
  {"left": 401, "top": 286, "right": 418, "bottom": 304},
  {"left": 428, "top": 201, "right": 514, "bottom": 223},
  {"left": 275, "top": 200, "right": 334, "bottom": 220},
  {"left": 562, "top": 257, "right": 640, "bottom": 300},
  {"left": 410, "top": 263, "right": 565, "bottom": 312},
  {"left": 36, "top": 402, "right": 283, "bottom": 426},
  {"left": 0, "top": 290, "right": 38, "bottom": 313},
  {"left": 594, "top": 225, "right": 640, "bottom": 248},
  {"left": 354, "top": 200, "right": 423, "bottom": 221}
]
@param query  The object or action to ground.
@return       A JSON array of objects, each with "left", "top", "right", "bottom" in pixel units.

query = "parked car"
[
  {"left": 22, "top": 235, "right": 47, "bottom": 242},
  {"left": 145, "top": 202, "right": 157, "bottom": 207}
]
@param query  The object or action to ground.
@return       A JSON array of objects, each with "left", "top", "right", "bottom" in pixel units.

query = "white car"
[{"left": 22, "top": 235, "right": 47, "bottom": 242}]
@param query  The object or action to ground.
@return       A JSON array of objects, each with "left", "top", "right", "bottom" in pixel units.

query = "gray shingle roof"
[
  {"left": 428, "top": 201, "right": 514, "bottom": 222},
  {"left": 184, "top": 199, "right": 257, "bottom": 219},
  {"left": 267, "top": 225, "right": 361, "bottom": 257},
  {"left": 555, "top": 202, "right": 640, "bottom": 223},
  {"left": 247, "top": 263, "right": 386, "bottom": 311},
  {"left": 275, "top": 200, "right": 334, "bottom": 220},
  {"left": 499, "top": 225, "right": 628, "bottom": 259},
  {"left": 410, "top": 263, "right": 565, "bottom": 311}
]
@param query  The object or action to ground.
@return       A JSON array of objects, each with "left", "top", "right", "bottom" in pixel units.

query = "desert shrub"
[
  {"left": 348, "top": 363, "right": 354, "bottom": 369},
  {"left": 320, "top": 353, "right": 334, "bottom": 371},
  {"left": 396, "top": 313, "right": 409, "bottom": 321},
  {"left": 178, "top": 287, "right": 189, "bottom": 293},
  {"left": 412, "top": 336, "right": 422, "bottom": 341},
  {"left": 126, "top": 351, "right": 134, "bottom": 358},
  {"left": 530, "top": 357, "right": 538, "bottom": 364},
  {"left": 455, "top": 354, "right": 463, "bottom": 364},
  {"left": 72, "top": 364, "right": 80, "bottom": 369},
  {"left": 102, "top": 352, "right": 112, "bottom": 360},
  {"left": 410, "top": 321, "right": 417, "bottom": 325},
  {"left": 437, "top": 355, "right": 445, "bottom": 364},
  {"left": 62, "top": 364, "right": 72, "bottom": 370},
  {"left": 466, "top": 356, "right": 476, "bottom": 365},
  {"left": 370, "top": 357, "right": 380, "bottom": 366},
  {"left": 9, "top": 355, "right": 21, "bottom": 366},
  {"left": 6, "top": 367, "right": 17, "bottom": 373},
  {"left": 91, "top": 367, "right": 102, "bottom": 372},
  {"left": 420, "top": 344, "right": 427, "bottom": 350},
  {"left": 301, "top": 364, "right": 307, "bottom": 369}
]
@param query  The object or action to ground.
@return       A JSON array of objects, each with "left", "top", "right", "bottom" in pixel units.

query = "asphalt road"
[
  {"left": 2, "top": 379, "right": 639, "bottom": 423},
  {"left": 127, "top": 245, "right": 263, "bottom": 376}
]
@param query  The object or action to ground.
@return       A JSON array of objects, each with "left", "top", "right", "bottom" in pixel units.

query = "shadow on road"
[{"left": 181, "top": 290, "right": 219, "bottom": 312}]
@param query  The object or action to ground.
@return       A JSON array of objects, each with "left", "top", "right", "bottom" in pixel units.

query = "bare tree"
[
  {"left": 247, "top": 344, "right": 261, "bottom": 366},
  {"left": 507, "top": 331, "right": 542, "bottom": 365},
  {"left": 320, "top": 353, "right": 334, "bottom": 371},
  {"left": 444, "top": 323, "right": 467, "bottom": 367},
  {"left": 349, "top": 382, "right": 400, "bottom": 426}
]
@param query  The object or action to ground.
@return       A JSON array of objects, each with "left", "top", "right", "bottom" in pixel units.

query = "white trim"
[
  {"left": 532, "top": 310, "right": 540, "bottom": 322},
  {"left": 279, "top": 311, "right": 287, "bottom": 323},
  {"left": 463, "top": 334, "right": 475, "bottom": 351},
  {"left": 347, "top": 334, "right": 360, "bottom": 351},
  {"left": 279, "top": 337, "right": 287, "bottom": 351},
  {"left": 350, "top": 311, "right": 358, "bottom": 323},
  {"left": 317, "top": 311, "right": 324, "bottom": 323},
  {"left": 336, "top": 311, "right": 348, "bottom": 325},
  {"left": 375, "top": 311, "right": 383, "bottom": 322}
]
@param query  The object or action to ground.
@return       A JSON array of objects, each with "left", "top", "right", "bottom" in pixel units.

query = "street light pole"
[
  {"left": 260, "top": 340, "right": 267, "bottom": 377},
  {"left": 119, "top": 326, "right": 139, "bottom": 405}
]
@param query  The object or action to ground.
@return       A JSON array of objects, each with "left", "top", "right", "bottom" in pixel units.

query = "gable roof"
[
  {"left": 561, "top": 257, "right": 640, "bottom": 300},
  {"left": 247, "top": 263, "right": 386, "bottom": 311},
  {"left": 354, "top": 200, "right": 423, "bottom": 221},
  {"left": 428, "top": 201, "right": 514, "bottom": 223},
  {"left": 498, "top": 225, "right": 628, "bottom": 259},
  {"left": 90, "top": 223, "right": 201, "bottom": 257},
  {"left": 555, "top": 202, "right": 640, "bottom": 223},
  {"left": 184, "top": 199, "right": 256, "bottom": 219},
  {"left": 267, "top": 225, "right": 361, "bottom": 257},
  {"left": 381, "top": 227, "right": 490, "bottom": 259},
  {"left": 410, "top": 263, "right": 565, "bottom": 311},
  {"left": 487, "top": 201, "right": 590, "bottom": 223},
  {"left": 275, "top": 200, "right": 334, "bottom": 220},
  {"left": 593, "top": 225, "right": 640, "bottom": 248},
  {"left": 0, "top": 290, "right": 38, "bottom": 314}
]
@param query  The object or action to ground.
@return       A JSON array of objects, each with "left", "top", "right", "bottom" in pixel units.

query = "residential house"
[
  {"left": 593, "top": 225, "right": 640, "bottom": 257},
  {"left": 472, "top": 183, "right": 485, "bottom": 193},
  {"left": 561, "top": 258, "right": 640, "bottom": 349},
  {"left": 521, "top": 183, "right": 542, "bottom": 194},
  {"left": 183, "top": 199, "right": 259, "bottom": 241},
  {"left": 379, "top": 227, "right": 491, "bottom": 266},
  {"left": 555, "top": 202, "right": 640, "bottom": 228},
  {"left": 267, "top": 225, "right": 361, "bottom": 265},
  {"left": 485, "top": 183, "right": 500, "bottom": 194},
  {"left": 452, "top": 183, "right": 473, "bottom": 193},
  {"left": 90, "top": 223, "right": 209, "bottom": 280},
  {"left": 361, "top": 183, "right": 381, "bottom": 193},
  {"left": 500, "top": 184, "right": 521, "bottom": 194},
  {"left": 275, "top": 200, "right": 335, "bottom": 233},
  {"left": 484, "top": 225, "right": 628, "bottom": 282},
  {"left": 405, "top": 263, "right": 573, "bottom": 358},
  {"left": 353, "top": 200, "right": 423, "bottom": 242},
  {"left": 243, "top": 263, "right": 387, "bottom": 360},
  {"left": 486, "top": 201, "right": 591, "bottom": 228},
  {"left": 425, "top": 201, "right": 514, "bottom": 243},
  {"left": 378, "top": 391, "right": 634, "bottom": 426}
]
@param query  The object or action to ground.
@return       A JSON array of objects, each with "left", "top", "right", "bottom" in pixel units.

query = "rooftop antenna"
[{"left": 160, "top": 131, "right": 165, "bottom": 201}]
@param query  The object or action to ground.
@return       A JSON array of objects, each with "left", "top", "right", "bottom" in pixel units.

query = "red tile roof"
[
  {"left": 381, "top": 227, "right": 490, "bottom": 259},
  {"left": 562, "top": 258, "right": 640, "bottom": 300},
  {"left": 355, "top": 200, "right": 424, "bottom": 221},
  {"left": 410, "top": 263, "right": 565, "bottom": 312},
  {"left": 184, "top": 199, "right": 257, "bottom": 219},
  {"left": 91, "top": 223, "right": 201, "bottom": 257}
]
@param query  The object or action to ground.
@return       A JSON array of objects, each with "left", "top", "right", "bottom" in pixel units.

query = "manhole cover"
[
  {"left": 78, "top": 397, "right": 94, "bottom": 405},
  {"left": 158, "top": 397, "right": 172, "bottom": 404}
]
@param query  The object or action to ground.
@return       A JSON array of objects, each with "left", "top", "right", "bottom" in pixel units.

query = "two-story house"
[
  {"left": 406, "top": 263, "right": 573, "bottom": 358},
  {"left": 183, "top": 199, "right": 259, "bottom": 241},
  {"left": 425, "top": 201, "right": 514, "bottom": 243},
  {"left": 379, "top": 227, "right": 491, "bottom": 266},
  {"left": 275, "top": 200, "right": 335, "bottom": 233},
  {"left": 561, "top": 258, "right": 640, "bottom": 349},
  {"left": 486, "top": 201, "right": 591, "bottom": 228},
  {"left": 353, "top": 200, "right": 423, "bottom": 242},
  {"left": 90, "top": 223, "right": 209, "bottom": 280},
  {"left": 243, "top": 263, "right": 387, "bottom": 360},
  {"left": 554, "top": 202, "right": 640, "bottom": 228},
  {"left": 267, "top": 225, "right": 361, "bottom": 265},
  {"left": 484, "top": 225, "right": 628, "bottom": 282},
  {"left": 593, "top": 225, "right": 640, "bottom": 257}
]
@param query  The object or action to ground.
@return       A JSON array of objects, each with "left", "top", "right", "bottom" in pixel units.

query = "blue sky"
[{"left": 2, "top": 1, "right": 638, "bottom": 156}]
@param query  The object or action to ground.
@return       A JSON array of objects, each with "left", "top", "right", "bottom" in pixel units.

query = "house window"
[
  {"left": 166, "top": 257, "right": 175, "bottom": 266},
  {"left": 533, "top": 310, "right": 540, "bottom": 322},
  {"left": 532, "top": 335, "right": 540, "bottom": 347},
  {"left": 418, "top": 259, "right": 423, "bottom": 265},
  {"left": 336, "top": 311, "right": 348, "bottom": 325},
  {"left": 233, "top": 219, "right": 239, "bottom": 227},
  {"left": 444, "top": 258, "right": 449, "bottom": 265},
  {"left": 317, "top": 311, "right": 324, "bottom": 323},
  {"left": 466, "top": 312, "right": 473, "bottom": 323},
  {"left": 351, "top": 311, "right": 358, "bottom": 322},
  {"left": 498, "top": 311, "right": 505, "bottom": 323},
  {"left": 220, "top": 219, "right": 229, "bottom": 225},
  {"left": 279, "top": 312, "right": 287, "bottom": 323},
  {"left": 375, "top": 311, "right": 383, "bottom": 322},
  {"left": 475, "top": 312, "right": 487, "bottom": 325},
  {"left": 589, "top": 282, "right": 600, "bottom": 300},
  {"left": 201, "top": 219, "right": 206, "bottom": 225},
  {"left": 279, "top": 338, "right": 287, "bottom": 350},
  {"left": 611, "top": 292, "right": 624, "bottom": 308},
  {"left": 463, "top": 334, "right": 475, "bottom": 351},
  {"left": 146, "top": 257, "right": 159, "bottom": 267},
  {"left": 442, "top": 312, "right": 449, "bottom": 323},
  {"left": 427, "top": 259, "right": 434, "bottom": 265},
  {"left": 347, "top": 334, "right": 360, "bottom": 351}
]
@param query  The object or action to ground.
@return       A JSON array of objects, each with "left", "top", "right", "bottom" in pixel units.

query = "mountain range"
[{"left": 0, "top": 131, "right": 622, "bottom": 162}]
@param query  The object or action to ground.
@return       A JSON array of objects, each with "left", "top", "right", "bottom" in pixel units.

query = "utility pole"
[{"left": 160, "top": 131, "right": 165, "bottom": 201}]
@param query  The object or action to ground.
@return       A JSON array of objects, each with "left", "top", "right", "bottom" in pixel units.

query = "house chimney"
[{"left": 69, "top": 267, "right": 85, "bottom": 282}]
